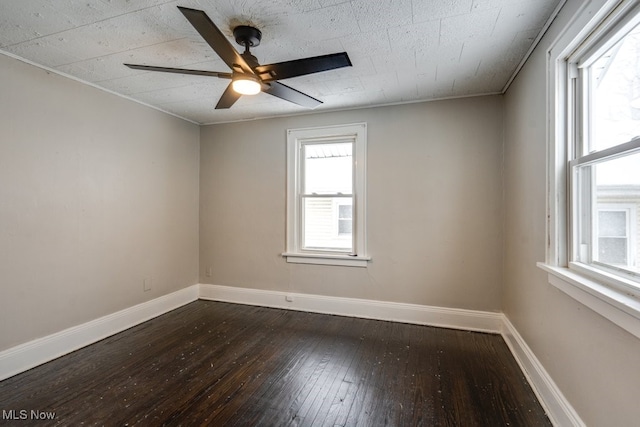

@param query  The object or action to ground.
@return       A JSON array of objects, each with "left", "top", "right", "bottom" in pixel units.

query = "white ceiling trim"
[
  {"left": 0, "top": 48, "right": 199, "bottom": 125},
  {"left": 501, "top": 0, "right": 568, "bottom": 93}
]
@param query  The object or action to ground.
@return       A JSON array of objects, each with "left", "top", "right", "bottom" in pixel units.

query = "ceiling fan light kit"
[
  {"left": 124, "top": 6, "right": 352, "bottom": 110},
  {"left": 232, "top": 75, "right": 261, "bottom": 95}
]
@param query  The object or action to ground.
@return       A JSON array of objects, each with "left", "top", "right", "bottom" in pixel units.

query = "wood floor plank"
[
  {"left": 372, "top": 321, "right": 413, "bottom": 426},
  {"left": 215, "top": 310, "right": 342, "bottom": 426},
  {"left": 0, "top": 301, "right": 552, "bottom": 426},
  {"left": 221, "top": 311, "right": 341, "bottom": 426},
  {"left": 409, "top": 323, "right": 442, "bottom": 426},
  {"left": 262, "top": 313, "right": 349, "bottom": 426},
  {"left": 314, "top": 318, "right": 370, "bottom": 427},
  {"left": 302, "top": 317, "right": 367, "bottom": 426},
  {"left": 344, "top": 319, "right": 396, "bottom": 426}
]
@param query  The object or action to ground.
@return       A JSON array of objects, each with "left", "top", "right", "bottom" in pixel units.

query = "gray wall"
[
  {"left": 200, "top": 96, "right": 504, "bottom": 311},
  {"left": 0, "top": 54, "right": 200, "bottom": 351},
  {"left": 502, "top": 1, "right": 640, "bottom": 425}
]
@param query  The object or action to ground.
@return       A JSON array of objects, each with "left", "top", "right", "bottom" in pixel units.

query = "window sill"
[
  {"left": 282, "top": 252, "right": 370, "bottom": 267},
  {"left": 537, "top": 262, "right": 640, "bottom": 339}
]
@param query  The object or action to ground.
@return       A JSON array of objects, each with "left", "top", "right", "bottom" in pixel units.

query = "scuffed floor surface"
[{"left": 0, "top": 300, "right": 551, "bottom": 426}]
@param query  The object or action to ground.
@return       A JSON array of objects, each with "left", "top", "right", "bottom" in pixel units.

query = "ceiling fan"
[{"left": 124, "top": 6, "right": 352, "bottom": 109}]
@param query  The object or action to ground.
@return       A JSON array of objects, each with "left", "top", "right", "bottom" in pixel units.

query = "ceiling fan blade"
[
  {"left": 124, "top": 63, "right": 232, "bottom": 78},
  {"left": 177, "top": 6, "right": 255, "bottom": 76},
  {"left": 216, "top": 82, "right": 242, "bottom": 109},
  {"left": 254, "top": 52, "right": 352, "bottom": 82},
  {"left": 263, "top": 81, "right": 322, "bottom": 108}
]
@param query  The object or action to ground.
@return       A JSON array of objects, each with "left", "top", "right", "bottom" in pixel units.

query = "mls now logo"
[{"left": 2, "top": 409, "right": 56, "bottom": 420}]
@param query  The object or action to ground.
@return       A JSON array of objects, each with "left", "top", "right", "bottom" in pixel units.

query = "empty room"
[{"left": 1, "top": 0, "right": 639, "bottom": 425}]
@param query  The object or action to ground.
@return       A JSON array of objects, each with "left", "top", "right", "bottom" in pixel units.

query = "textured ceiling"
[{"left": 0, "top": 0, "right": 563, "bottom": 124}]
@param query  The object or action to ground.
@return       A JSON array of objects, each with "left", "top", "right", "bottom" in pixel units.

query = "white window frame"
[
  {"left": 283, "top": 123, "right": 369, "bottom": 267},
  {"left": 540, "top": 0, "right": 640, "bottom": 340}
]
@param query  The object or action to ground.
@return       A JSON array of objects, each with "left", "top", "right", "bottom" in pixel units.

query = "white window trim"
[
  {"left": 541, "top": 0, "right": 640, "bottom": 340},
  {"left": 283, "top": 123, "right": 369, "bottom": 267}
]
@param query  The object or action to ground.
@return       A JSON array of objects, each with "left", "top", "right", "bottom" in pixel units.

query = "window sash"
[
  {"left": 301, "top": 140, "right": 353, "bottom": 196},
  {"left": 300, "top": 194, "right": 354, "bottom": 252}
]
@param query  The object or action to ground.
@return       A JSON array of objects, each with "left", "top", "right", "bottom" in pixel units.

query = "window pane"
[
  {"left": 590, "top": 23, "right": 640, "bottom": 151},
  {"left": 303, "top": 197, "right": 352, "bottom": 251},
  {"left": 303, "top": 142, "right": 352, "bottom": 194}
]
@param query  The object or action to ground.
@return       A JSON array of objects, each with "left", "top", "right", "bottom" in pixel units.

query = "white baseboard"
[
  {"left": 0, "top": 285, "right": 199, "bottom": 381},
  {"left": 0, "top": 282, "right": 582, "bottom": 427},
  {"left": 501, "top": 317, "right": 585, "bottom": 427},
  {"left": 198, "top": 283, "right": 503, "bottom": 333}
]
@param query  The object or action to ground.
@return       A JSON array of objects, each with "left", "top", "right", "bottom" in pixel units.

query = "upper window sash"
[{"left": 569, "top": 1, "right": 640, "bottom": 158}]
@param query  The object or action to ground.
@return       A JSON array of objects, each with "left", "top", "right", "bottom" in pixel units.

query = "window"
[
  {"left": 541, "top": 0, "right": 640, "bottom": 340},
  {"left": 284, "top": 123, "right": 368, "bottom": 267},
  {"left": 568, "top": 3, "right": 640, "bottom": 291}
]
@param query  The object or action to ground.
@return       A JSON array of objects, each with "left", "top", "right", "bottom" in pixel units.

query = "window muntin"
[
  {"left": 570, "top": 12, "right": 640, "bottom": 288},
  {"left": 285, "top": 123, "right": 367, "bottom": 266}
]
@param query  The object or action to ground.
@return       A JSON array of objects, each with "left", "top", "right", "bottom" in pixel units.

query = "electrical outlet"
[
  {"left": 206, "top": 267, "right": 212, "bottom": 277},
  {"left": 143, "top": 278, "right": 152, "bottom": 292}
]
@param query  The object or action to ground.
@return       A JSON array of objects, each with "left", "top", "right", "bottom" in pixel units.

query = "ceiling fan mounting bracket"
[{"left": 233, "top": 25, "right": 262, "bottom": 48}]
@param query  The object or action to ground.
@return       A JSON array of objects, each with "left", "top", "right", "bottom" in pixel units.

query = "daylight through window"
[
  {"left": 302, "top": 141, "right": 354, "bottom": 251},
  {"left": 569, "top": 8, "right": 640, "bottom": 288}
]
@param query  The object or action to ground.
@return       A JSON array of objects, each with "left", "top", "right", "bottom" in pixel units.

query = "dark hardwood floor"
[{"left": 0, "top": 301, "right": 551, "bottom": 426}]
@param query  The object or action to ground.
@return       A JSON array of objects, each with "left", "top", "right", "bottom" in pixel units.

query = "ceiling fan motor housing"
[{"left": 233, "top": 25, "right": 262, "bottom": 48}]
